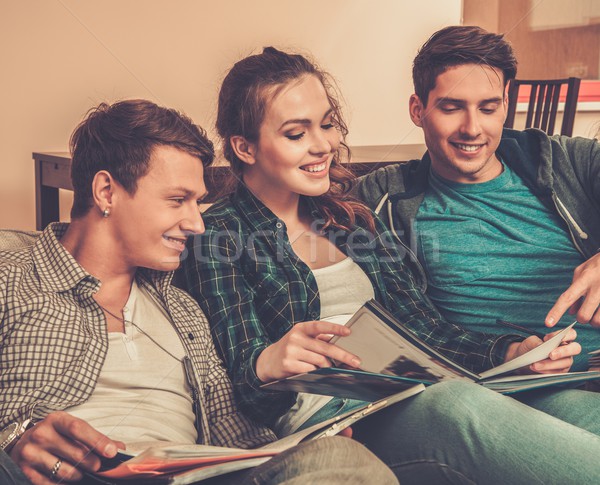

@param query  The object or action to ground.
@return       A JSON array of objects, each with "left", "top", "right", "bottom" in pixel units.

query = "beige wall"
[
  {"left": 464, "top": 0, "right": 600, "bottom": 136},
  {"left": 1, "top": 0, "right": 462, "bottom": 230},
  {"left": 498, "top": 0, "right": 600, "bottom": 79},
  {"left": 464, "top": 0, "right": 600, "bottom": 78}
]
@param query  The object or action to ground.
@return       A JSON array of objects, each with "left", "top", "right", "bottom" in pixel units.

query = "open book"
[
  {"left": 261, "top": 300, "right": 600, "bottom": 401},
  {"left": 92, "top": 384, "right": 424, "bottom": 484}
]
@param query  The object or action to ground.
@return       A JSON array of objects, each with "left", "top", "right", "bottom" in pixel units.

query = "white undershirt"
[
  {"left": 68, "top": 281, "right": 198, "bottom": 445},
  {"left": 313, "top": 257, "right": 375, "bottom": 324},
  {"left": 273, "top": 257, "right": 375, "bottom": 436}
]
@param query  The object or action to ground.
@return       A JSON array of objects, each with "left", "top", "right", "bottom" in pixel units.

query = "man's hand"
[
  {"left": 256, "top": 321, "right": 361, "bottom": 383},
  {"left": 9, "top": 411, "right": 124, "bottom": 485},
  {"left": 546, "top": 253, "right": 600, "bottom": 328},
  {"left": 504, "top": 328, "right": 580, "bottom": 374}
]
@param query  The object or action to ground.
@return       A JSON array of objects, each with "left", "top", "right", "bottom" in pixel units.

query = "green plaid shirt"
[{"left": 184, "top": 185, "right": 519, "bottom": 425}]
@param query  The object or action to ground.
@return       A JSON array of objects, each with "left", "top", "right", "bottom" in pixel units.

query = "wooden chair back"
[{"left": 504, "top": 77, "right": 581, "bottom": 136}]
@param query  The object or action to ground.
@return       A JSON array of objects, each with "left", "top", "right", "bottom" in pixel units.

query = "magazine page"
[
  {"left": 306, "top": 383, "right": 426, "bottom": 439},
  {"left": 262, "top": 383, "right": 426, "bottom": 448},
  {"left": 261, "top": 367, "right": 427, "bottom": 401},
  {"left": 165, "top": 457, "right": 272, "bottom": 484},
  {"left": 262, "top": 301, "right": 600, "bottom": 402},
  {"left": 478, "top": 322, "right": 576, "bottom": 379},
  {"left": 94, "top": 385, "right": 425, "bottom": 483},
  {"left": 330, "top": 300, "right": 477, "bottom": 381},
  {"left": 97, "top": 443, "right": 277, "bottom": 480},
  {"left": 481, "top": 370, "right": 600, "bottom": 393}
]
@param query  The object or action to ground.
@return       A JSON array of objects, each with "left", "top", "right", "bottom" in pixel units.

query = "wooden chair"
[{"left": 504, "top": 77, "right": 581, "bottom": 136}]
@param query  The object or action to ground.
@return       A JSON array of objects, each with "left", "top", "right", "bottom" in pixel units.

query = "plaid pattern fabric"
[
  {"left": 0, "top": 223, "right": 274, "bottom": 449},
  {"left": 184, "top": 185, "right": 520, "bottom": 425}
]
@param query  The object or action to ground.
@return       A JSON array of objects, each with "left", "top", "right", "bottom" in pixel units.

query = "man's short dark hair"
[
  {"left": 413, "top": 25, "right": 517, "bottom": 106},
  {"left": 69, "top": 99, "right": 214, "bottom": 219}
]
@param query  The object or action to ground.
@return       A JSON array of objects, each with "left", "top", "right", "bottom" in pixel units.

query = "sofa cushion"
[{"left": 0, "top": 229, "right": 40, "bottom": 251}]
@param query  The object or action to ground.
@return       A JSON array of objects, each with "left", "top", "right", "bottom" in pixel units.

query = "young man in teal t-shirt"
[{"left": 356, "top": 25, "right": 600, "bottom": 371}]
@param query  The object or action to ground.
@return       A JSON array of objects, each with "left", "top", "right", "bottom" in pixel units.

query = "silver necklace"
[
  {"left": 288, "top": 229, "right": 323, "bottom": 245},
  {"left": 97, "top": 303, "right": 181, "bottom": 363},
  {"left": 288, "top": 230, "right": 308, "bottom": 245}
]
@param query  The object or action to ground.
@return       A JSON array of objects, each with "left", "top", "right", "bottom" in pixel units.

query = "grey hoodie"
[{"left": 354, "top": 128, "right": 600, "bottom": 285}]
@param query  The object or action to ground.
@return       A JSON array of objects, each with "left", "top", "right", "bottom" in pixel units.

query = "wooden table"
[{"left": 33, "top": 144, "right": 425, "bottom": 230}]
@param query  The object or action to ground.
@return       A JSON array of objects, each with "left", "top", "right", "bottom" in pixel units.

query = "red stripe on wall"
[{"left": 516, "top": 80, "right": 600, "bottom": 103}]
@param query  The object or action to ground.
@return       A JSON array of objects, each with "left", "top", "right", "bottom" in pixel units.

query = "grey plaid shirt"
[{"left": 0, "top": 223, "right": 274, "bottom": 449}]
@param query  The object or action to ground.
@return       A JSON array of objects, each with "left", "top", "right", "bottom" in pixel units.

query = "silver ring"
[{"left": 50, "top": 459, "right": 62, "bottom": 480}]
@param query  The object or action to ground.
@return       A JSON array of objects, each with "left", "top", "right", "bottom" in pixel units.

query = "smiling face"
[
  {"left": 112, "top": 145, "right": 207, "bottom": 272},
  {"left": 409, "top": 63, "right": 508, "bottom": 183},
  {"left": 242, "top": 74, "right": 341, "bottom": 208}
]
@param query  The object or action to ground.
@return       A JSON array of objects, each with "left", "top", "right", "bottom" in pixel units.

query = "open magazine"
[
  {"left": 261, "top": 300, "right": 600, "bottom": 401},
  {"left": 91, "top": 384, "right": 425, "bottom": 484}
]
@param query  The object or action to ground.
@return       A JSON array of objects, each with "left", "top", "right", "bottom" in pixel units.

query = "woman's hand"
[
  {"left": 504, "top": 328, "right": 580, "bottom": 374},
  {"left": 10, "top": 411, "right": 124, "bottom": 484},
  {"left": 256, "top": 321, "right": 361, "bottom": 383}
]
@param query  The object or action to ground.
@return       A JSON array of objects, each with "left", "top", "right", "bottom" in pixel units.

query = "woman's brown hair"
[{"left": 216, "top": 46, "right": 374, "bottom": 232}]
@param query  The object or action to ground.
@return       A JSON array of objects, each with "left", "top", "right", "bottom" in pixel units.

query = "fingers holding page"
[
  {"left": 505, "top": 326, "right": 580, "bottom": 375},
  {"left": 255, "top": 320, "right": 360, "bottom": 382},
  {"left": 530, "top": 329, "right": 580, "bottom": 373}
]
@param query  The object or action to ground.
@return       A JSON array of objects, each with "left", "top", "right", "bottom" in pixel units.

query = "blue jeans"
[
  {"left": 0, "top": 450, "right": 30, "bottom": 485},
  {"left": 349, "top": 381, "right": 600, "bottom": 484},
  {"left": 1, "top": 438, "right": 396, "bottom": 485},
  {"left": 240, "top": 436, "right": 396, "bottom": 484}
]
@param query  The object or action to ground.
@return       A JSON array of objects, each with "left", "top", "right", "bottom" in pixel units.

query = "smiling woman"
[
  {"left": 233, "top": 74, "right": 340, "bottom": 209},
  {"left": 214, "top": 46, "right": 373, "bottom": 235}
]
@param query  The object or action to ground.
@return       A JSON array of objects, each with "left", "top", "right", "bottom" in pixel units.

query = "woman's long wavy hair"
[{"left": 216, "top": 46, "right": 374, "bottom": 232}]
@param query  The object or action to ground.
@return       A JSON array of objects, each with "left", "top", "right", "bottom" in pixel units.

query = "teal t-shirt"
[{"left": 415, "top": 162, "right": 597, "bottom": 370}]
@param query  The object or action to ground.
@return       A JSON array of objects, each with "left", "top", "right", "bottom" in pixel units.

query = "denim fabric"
[
  {"left": 0, "top": 450, "right": 32, "bottom": 485},
  {"left": 353, "top": 381, "right": 600, "bottom": 484},
  {"left": 514, "top": 385, "right": 600, "bottom": 434},
  {"left": 241, "top": 437, "right": 397, "bottom": 485}
]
